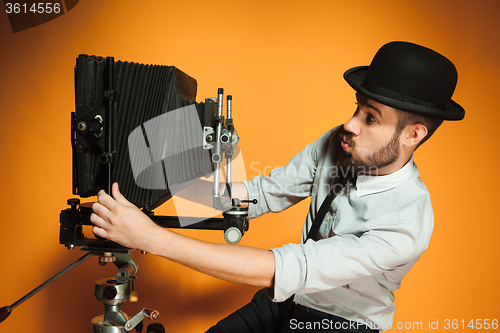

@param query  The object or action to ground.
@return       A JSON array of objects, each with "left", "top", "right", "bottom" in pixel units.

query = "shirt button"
[
  {"left": 339, "top": 190, "right": 344, "bottom": 196},
  {"left": 325, "top": 215, "right": 331, "bottom": 222}
]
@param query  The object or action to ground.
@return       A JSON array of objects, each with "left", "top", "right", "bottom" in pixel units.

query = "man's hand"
[
  {"left": 91, "top": 182, "right": 275, "bottom": 289},
  {"left": 91, "top": 182, "right": 161, "bottom": 251}
]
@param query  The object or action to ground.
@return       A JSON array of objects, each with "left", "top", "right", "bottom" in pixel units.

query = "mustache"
[{"left": 337, "top": 126, "right": 355, "bottom": 148}]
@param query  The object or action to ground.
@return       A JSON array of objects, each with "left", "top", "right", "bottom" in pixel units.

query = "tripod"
[{"left": 0, "top": 251, "right": 164, "bottom": 333}]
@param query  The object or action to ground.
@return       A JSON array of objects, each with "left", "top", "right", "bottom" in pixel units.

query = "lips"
[{"left": 341, "top": 137, "right": 351, "bottom": 150}]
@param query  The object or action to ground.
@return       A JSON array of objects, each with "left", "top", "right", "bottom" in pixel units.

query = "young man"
[{"left": 91, "top": 41, "right": 465, "bottom": 332}]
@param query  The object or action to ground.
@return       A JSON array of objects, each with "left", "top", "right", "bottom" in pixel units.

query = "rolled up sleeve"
[{"left": 269, "top": 218, "right": 424, "bottom": 302}]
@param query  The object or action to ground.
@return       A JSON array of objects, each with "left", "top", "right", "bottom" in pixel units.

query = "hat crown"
[
  {"left": 363, "top": 41, "right": 458, "bottom": 107},
  {"left": 344, "top": 41, "right": 464, "bottom": 120}
]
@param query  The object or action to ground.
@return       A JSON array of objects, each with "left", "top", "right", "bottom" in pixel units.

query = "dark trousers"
[{"left": 206, "top": 289, "right": 378, "bottom": 333}]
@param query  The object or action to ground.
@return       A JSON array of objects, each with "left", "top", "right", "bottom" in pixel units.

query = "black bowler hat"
[{"left": 344, "top": 41, "right": 465, "bottom": 120}]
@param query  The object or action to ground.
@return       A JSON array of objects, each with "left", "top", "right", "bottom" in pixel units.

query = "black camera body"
[
  {"left": 72, "top": 55, "right": 216, "bottom": 211},
  {"left": 62, "top": 55, "right": 252, "bottom": 251}
]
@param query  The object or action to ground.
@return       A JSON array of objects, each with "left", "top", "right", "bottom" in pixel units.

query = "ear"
[{"left": 402, "top": 123, "right": 428, "bottom": 149}]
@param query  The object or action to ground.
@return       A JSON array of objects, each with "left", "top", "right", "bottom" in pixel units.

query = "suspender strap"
[
  {"left": 306, "top": 126, "right": 351, "bottom": 241},
  {"left": 306, "top": 184, "right": 339, "bottom": 241}
]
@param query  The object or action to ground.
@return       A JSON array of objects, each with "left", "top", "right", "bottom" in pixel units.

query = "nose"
[{"left": 343, "top": 116, "right": 360, "bottom": 136}]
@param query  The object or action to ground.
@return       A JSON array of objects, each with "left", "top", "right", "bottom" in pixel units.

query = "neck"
[{"left": 369, "top": 154, "right": 412, "bottom": 176}]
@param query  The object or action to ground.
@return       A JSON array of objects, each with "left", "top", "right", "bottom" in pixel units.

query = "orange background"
[{"left": 0, "top": 0, "right": 499, "bottom": 332}]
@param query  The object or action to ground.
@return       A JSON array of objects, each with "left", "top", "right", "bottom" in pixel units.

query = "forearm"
[
  {"left": 175, "top": 180, "right": 248, "bottom": 207},
  {"left": 229, "top": 182, "right": 249, "bottom": 200},
  {"left": 92, "top": 183, "right": 270, "bottom": 288},
  {"left": 146, "top": 227, "right": 274, "bottom": 288}
]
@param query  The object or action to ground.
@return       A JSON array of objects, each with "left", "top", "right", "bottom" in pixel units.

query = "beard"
[{"left": 336, "top": 127, "right": 401, "bottom": 177}]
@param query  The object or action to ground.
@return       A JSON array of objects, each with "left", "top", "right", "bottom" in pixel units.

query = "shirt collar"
[{"left": 355, "top": 156, "right": 414, "bottom": 197}]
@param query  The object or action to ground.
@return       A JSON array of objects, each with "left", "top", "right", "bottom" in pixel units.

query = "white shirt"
[{"left": 243, "top": 127, "right": 434, "bottom": 331}]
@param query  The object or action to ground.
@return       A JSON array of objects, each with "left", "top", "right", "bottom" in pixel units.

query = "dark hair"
[{"left": 395, "top": 110, "right": 443, "bottom": 149}]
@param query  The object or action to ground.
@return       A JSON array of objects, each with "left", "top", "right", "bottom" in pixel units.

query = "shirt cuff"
[
  {"left": 242, "top": 179, "right": 267, "bottom": 218},
  {"left": 270, "top": 244, "right": 307, "bottom": 302}
]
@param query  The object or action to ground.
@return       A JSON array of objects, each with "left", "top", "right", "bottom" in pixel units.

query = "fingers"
[
  {"left": 95, "top": 183, "right": 133, "bottom": 209},
  {"left": 92, "top": 201, "right": 108, "bottom": 218},
  {"left": 92, "top": 183, "right": 131, "bottom": 228},
  {"left": 111, "top": 182, "right": 136, "bottom": 207},
  {"left": 90, "top": 209, "right": 108, "bottom": 228},
  {"left": 111, "top": 182, "right": 131, "bottom": 206},
  {"left": 91, "top": 183, "right": 138, "bottom": 247},
  {"left": 96, "top": 188, "right": 119, "bottom": 211},
  {"left": 92, "top": 225, "right": 107, "bottom": 238},
  {"left": 90, "top": 212, "right": 110, "bottom": 239}
]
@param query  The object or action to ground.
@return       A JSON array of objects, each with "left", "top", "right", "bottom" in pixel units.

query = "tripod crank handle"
[{"left": 124, "top": 308, "right": 160, "bottom": 331}]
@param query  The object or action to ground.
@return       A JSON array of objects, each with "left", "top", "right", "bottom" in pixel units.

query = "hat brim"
[{"left": 344, "top": 66, "right": 465, "bottom": 121}]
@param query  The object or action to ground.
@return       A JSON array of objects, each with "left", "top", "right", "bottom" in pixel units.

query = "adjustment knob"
[
  {"left": 103, "top": 286, "right": 117, "bottom": 300},
  {"left": 99, "top": 252, "right": 116, "bottom": 265},
  {"left": 129, "top": 290, "right": 138, "bottom": 303},
  {"left": 88, "top": 117, "right": 103, "bottom": 134},
  {"left": 67, "top": 198, "right": 80, "bottom": 208},
  {"left": 224, "top": 227, "right": 242, "bottom": 245}
]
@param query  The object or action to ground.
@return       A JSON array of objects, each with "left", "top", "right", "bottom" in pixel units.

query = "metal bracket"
[
  {"left": 203, "top": 126, "right": 215, "bottom": 149},
  {"left": 125, "top": 308, "right": 159, "bottom": 331}
]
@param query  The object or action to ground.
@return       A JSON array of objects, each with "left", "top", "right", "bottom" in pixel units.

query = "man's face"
[{"left": 338, "top": 93, "right": 402, "bottom": 175}]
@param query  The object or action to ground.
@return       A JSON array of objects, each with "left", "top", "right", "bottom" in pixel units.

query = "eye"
[{"left": 367, "top": 114, "right": 377, "bottom": 123}]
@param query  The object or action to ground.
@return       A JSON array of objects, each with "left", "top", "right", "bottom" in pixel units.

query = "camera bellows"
[{"left": 73, "top": 55, "right": 215, "bottom": 210}]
